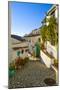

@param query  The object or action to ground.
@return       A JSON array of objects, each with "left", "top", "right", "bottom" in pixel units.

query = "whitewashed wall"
[
  {"left": 40, "top": 51, "right": 53, "bottom": 68},
  {"left": 44, "top": 41, "right": 57, "bottom": 59},
  {"left": 55, "top": 5, "right": 58, "bottom": 19},
  {"left": 11, "top": 49, "right": 28, "bottom": 61}
]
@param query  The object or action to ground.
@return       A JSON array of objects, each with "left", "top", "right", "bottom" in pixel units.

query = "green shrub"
[
  {"left": 9, "top": 61, "right": 16, "bottom": 78},
  {"left": 9, "top": 61, "right": 15, "bottom": 71},
  {"left": 9, "top": 69, "right": 15, "bottom": 78}
]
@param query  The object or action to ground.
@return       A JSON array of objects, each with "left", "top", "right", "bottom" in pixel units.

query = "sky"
[{"left": 10, "top": 2, "right": 53, "bottom": 36}]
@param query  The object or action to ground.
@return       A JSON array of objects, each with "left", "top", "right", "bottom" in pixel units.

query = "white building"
[
  {"left": 47, "top": 5, "right": 58, "bottom": 19},
  {"left": 42, "top": 5, "right": 58, "bottom": 59},
  {"left": 42, "top": 5, "right": 58, "bottom": 26},
  {"left": 10, "top": 28, "right": 41, "bottom": 63},
  {"left": 24, "top": 28, "right": 41, "bottom": 54},
  {"left": 11, "top": 35, "right": 29, "bottom": 63}
]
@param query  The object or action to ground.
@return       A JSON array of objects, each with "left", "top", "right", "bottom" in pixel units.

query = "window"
[
  {"left": 51, "top": 11, "right": 55, "bottom": 17},
  {"left": 21, "top": 50, "right": 24, "bottom": 54},
  {"left": 25, "top": 49, "right": 29, "bottom": 52}
]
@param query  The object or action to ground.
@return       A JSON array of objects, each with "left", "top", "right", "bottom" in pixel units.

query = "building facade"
[
  {"left": 42, "top": 5, "right": 58, "bottom": 59},
  {"left": 11, "top": 29, "right": 41, "bottom": 63},
  {"left": 24, "top": 29, "right": 41, "bottom": 54},
  {"left": 11, "top": 35, "right": 29, "bottom": 63}
]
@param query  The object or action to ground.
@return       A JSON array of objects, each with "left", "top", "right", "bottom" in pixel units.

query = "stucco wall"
[
  {"left": 40, "top": 50, "right": 52, "bottom": 68},
  {"left": 45, "top": 41, "right": 57, "bottom": 59},
  {"left": 25, "top": 35, "right": 41, "bottom": 46},
  {"left": 11, "top": 48, "right": 28, "bottom": 62}
]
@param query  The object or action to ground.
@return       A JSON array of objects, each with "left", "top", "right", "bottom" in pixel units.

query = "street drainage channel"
[{"left": 44, "top": 78, "right": 56, "bottom": 86}]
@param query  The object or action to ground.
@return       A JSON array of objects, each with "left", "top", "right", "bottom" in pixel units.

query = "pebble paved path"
[{"left": 9, "top": 60, "right": 56, "bottom": 88}]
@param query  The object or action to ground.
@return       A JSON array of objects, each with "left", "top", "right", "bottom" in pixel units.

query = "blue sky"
[{"left": 10, "top": 2, "right": 53, "bottom": 36}]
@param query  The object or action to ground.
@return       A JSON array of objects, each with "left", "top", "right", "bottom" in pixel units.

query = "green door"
[
  {"left": 35, "top": 42, "right": 40, "bottom": 57},
  {"left": 17, "top": 51, "right": 20, "bottom": 57}
]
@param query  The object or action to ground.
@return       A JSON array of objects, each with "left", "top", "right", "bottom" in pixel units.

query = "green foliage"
[
  {"left": 9, "top": 69, "right": 15, "bottom": 78},
  {"left": 47, "top": 16, "right": 58, "bottom": 45},
  {"left": 40, "top": 16, "right": 58, "bottom": 46},
  {"left": 40, "top": 25, "right": 47, "bottom": 43},
  {"left": 9, "top": 62, "right": 16, "bottom": 78},
  {"left": 9, "top": 61, "right": 15, "bottom": 70}
]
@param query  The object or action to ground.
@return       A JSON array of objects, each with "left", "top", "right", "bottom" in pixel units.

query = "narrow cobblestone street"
[{"left": 9, "top": 60, "right": 56, "bottom": 88}]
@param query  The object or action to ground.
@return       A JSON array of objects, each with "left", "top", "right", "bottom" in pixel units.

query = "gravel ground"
[{"left": 9, "top": 60, "right": 56, "bottom": 89}]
